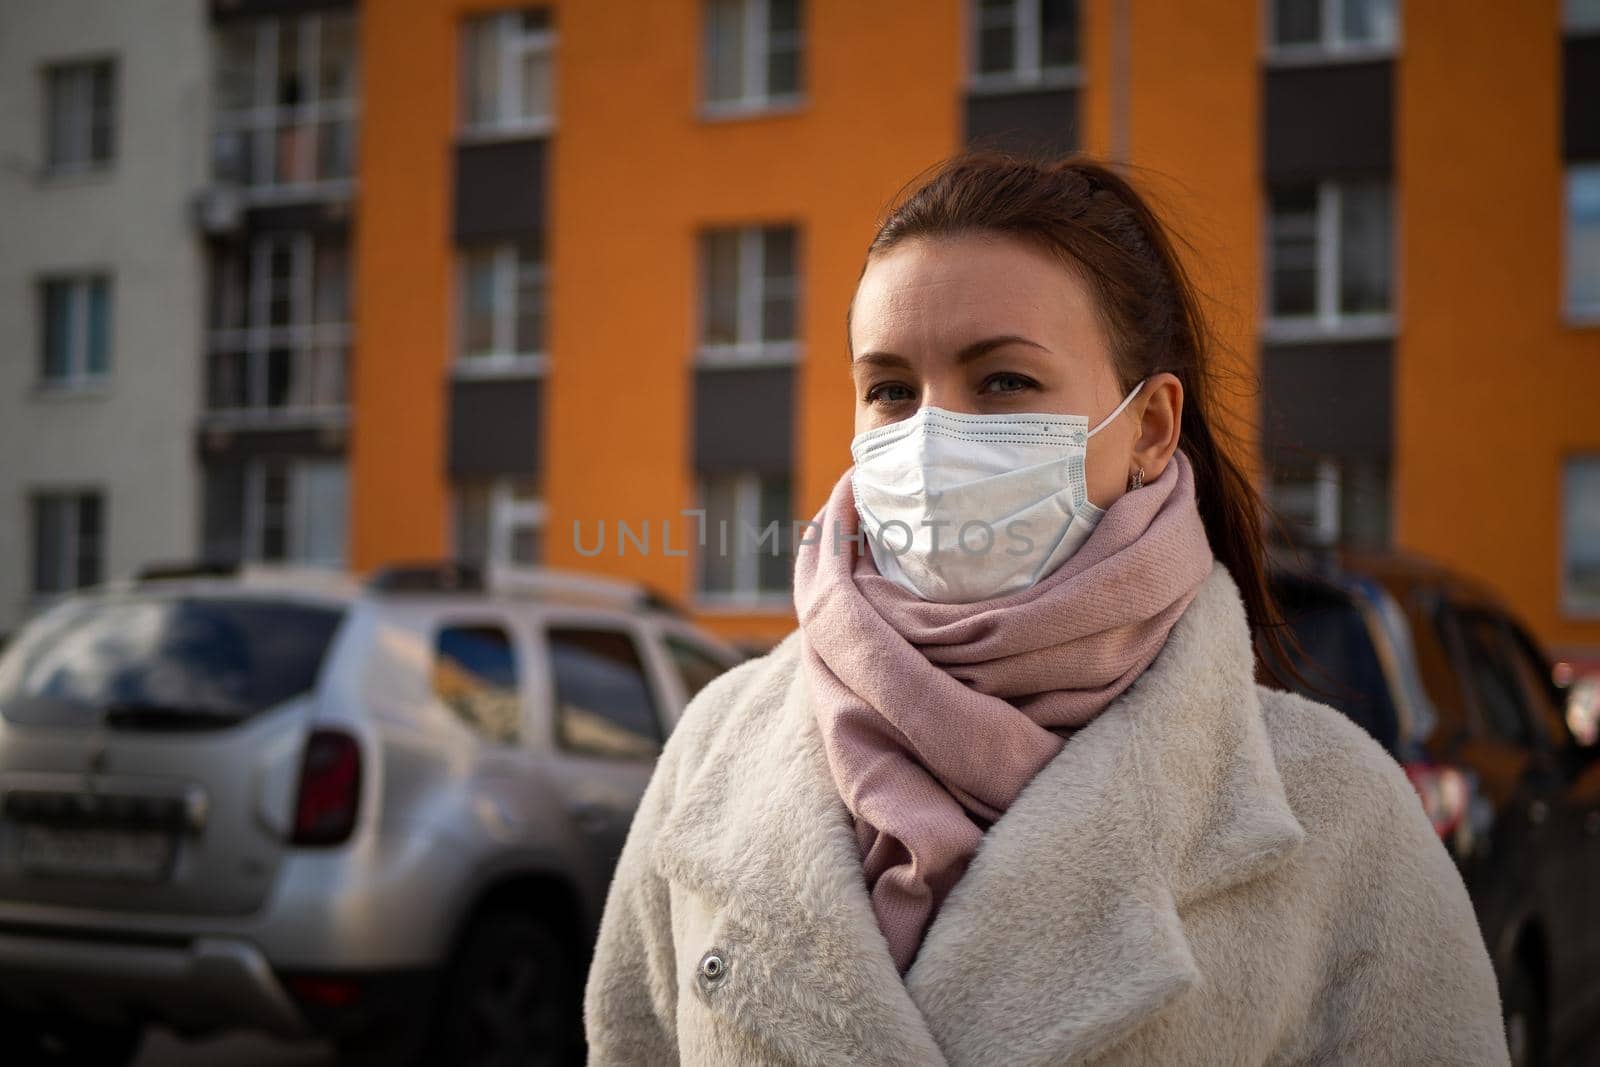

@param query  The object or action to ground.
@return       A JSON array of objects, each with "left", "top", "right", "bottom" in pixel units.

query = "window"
[
  {"left": 665, "top": 635, "right": 733, "bottom": 701},
  {"left": 212, "top": 13, "right": 358, "bottom": 195},
  {"left": 971, "top": 0, "right": 1078, "bottom": 87},
  {"left": 458, "top": 237, "right": 547, "bottom": 372},
  {"left": 38, "top": 275, "right": 111, "bottom": 388},
  {"left": 207, "top": 233, "right": 349, "bottom": 416},
  {"left": 1565, "top": 165, "right": 1600, "bottom": 322},
  {"left": 1267, "top": 179, "right": 1393, "bottom": 337},
  {"left": 1451, "top": 611, "right": 1536, "bottom": 747},
  {"left": 703, "top": 0, "right": 803, "bottom": 113},
  {"left": 202, "top": 459, "right": 347, "bottom": 566},
  {"left": 549, "top": 628, "right": 662, "bottom": 759},
  {"left": 1566, "top": 0, "right": 1600, "bottom": 32},
  {"left": 1564, "top": 456, "right": 1600, "bottom": 617},
  {"left": 43, "top": 59, "right": 115, "bottom": 173},
  {"left": 1268, "top": 0, "right": 1398, "bottom": 58},
  {"left": 1268, "top": 456, "right": 1391, "bottom": 549},
  {"left": 699, "top": 225, "right": 799, "bottom": 362},
  {"left": 0, "top": 598, "right": 344, "bottom": 729},
  {"left": 433, "top": 624, "right": 521, "bottom": 743},
  {"left": 697, "top": 473, "right": 792, "bottom": 600},
  {"left": 462, "top": 9, "right": 555, "bottom": 136},
  {"left": 30, "top": 492, "right": 103, "bottom": 596},
  {"left": 454, "top": 479, "right": 546, "bottom": 567}
]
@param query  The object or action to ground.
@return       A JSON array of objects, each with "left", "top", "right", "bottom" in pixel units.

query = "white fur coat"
[{"left": 584, "top": 565, "right": 1510, "bottom": 1065}]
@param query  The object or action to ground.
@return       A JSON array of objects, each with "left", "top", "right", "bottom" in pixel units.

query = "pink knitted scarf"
[{"left": 792, "top": 448, "right": 1215, "bottom": 973}]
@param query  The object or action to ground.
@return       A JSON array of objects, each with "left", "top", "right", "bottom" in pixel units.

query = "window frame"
[
  {"left": 232, "top": 458, "right": 347, "bottom": 566},
  {"left": 454, "top": 240, "right": 550, "bottom": 378},
  {"left": 1264, "top": 178, "right": 1397, "bottom": 342},
  {"left": 1263, "top": 0, "right": 1401, "bottom": 66},
  {"left": 967, "top": 0, "right": 1082, "bottom": 94},
  {"left": 1563, "top": 163, "right": 1600, "bottom": 326},
  {"left": 459, "top": 9, "right": 558, "bottom": 141},
  {"left": 700, "top": 0, "right": 806, "bottom": 119},
  {"left": 694, "top": 471, "right": 794, "bottom": 608},
  {"left": 452, "top": 478, "right": 548, "bottom": 568},
  {"left": 36, "top": 273, "right": 113, "bottom": 392},
  {"left": 206, "top": 232, "right": 351, "bottom": 422},
  {"left": 697, "top": 224, "right": 800, "bottom": 366},
  {"left": 29, "top": 490, "right": 104, "bottom": 598},
  {"left": 210, "top": 12, "right": 360, "bottom": 201},
  {"left": 1268, "top": 458, "right": 1343, "bottom": 547},
  {"left": 41, "top": 57, "right": 117, "bottom": 176}
]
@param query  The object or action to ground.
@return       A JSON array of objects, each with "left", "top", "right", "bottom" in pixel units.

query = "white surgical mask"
[{"left": 849, "top": 381, "right": 1145, "bottom": 603}]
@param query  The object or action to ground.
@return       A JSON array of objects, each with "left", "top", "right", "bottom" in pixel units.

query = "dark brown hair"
[{"left": 853, "top": 151, "right": 1293, "bottom": 671}]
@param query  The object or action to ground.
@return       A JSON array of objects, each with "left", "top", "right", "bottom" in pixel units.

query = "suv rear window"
[{"left": 0, "top": 596, "right": 345, "bottom": 729}]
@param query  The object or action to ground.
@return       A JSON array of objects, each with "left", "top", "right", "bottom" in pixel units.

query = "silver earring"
[{"left": 1129, "top": 466, "right": 1145, "bottom": 491}]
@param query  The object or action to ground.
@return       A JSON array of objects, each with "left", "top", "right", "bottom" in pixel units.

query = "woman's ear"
[{"left": 1133, "top": 372, "right": 1184, "bottom": 482}]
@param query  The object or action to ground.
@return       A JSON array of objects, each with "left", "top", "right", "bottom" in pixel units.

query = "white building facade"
[{"left": 0, "top": 0, "right": 211, "bottom": 637}]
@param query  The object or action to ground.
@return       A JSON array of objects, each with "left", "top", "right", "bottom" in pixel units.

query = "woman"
[{"left": 584, "top": 154, "right": 1508, "bottom": 1065}]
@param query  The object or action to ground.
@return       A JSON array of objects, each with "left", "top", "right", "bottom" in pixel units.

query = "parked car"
[
  {"left": 1267, "top": 553, "right": 1600, "bottom": 1067},
  {"left": 0, "top": 561, "right": 743, "bottom": 1065}
]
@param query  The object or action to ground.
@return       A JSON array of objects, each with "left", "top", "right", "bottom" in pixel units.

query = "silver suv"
[{"left": 0, "top": 562, "right": 743, "bottom": 1065}]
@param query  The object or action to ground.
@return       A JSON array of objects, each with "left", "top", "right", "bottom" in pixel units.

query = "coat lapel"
[
  {"left": 651, "top": 565, "right": 1306, "bottom": 1066},
  {"left": 651, "top": 635, "right": 951, "bottom": 1067}
]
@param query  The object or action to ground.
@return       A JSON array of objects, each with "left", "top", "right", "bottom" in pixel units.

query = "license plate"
[{"left": 17, "top": 823, "right": 176, "bottom": 881}]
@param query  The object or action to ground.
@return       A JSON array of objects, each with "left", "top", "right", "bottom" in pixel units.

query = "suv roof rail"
[
  {"left": 487, "top": 565, "right": 685, "bottom": 616},
  {"left": 366, "top": 561, "right": 485, "bottom": 594},
  {"left": 137, "top": 560, "right": 239, "bottom": 582},
  {"left": 365, "top": 562, "right": 685, "bottom": 616}
]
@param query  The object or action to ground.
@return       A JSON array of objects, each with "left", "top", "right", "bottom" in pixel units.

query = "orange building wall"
[
  {"left": 544, "top": 0, "right": 962, "bottom": 643},
  {"left": 350, "top": 0, "right": 463, "bottom": 571},
  {"left": 1118, "top": 0, "right": 1263, "bottom": 473},
  {"left": 354, "top": 0, "right": 963, "bottom": 643},
  {"left": 354, "top": 1, "right": 1595, "bottom": 652},
  {"left": 1396, "top": 0, "right": 1600, "bottom": 650}
]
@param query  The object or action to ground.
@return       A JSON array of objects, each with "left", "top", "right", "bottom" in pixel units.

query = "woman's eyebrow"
[{"left": 852, "top": 334, "right": 1049, "bottom": 367}]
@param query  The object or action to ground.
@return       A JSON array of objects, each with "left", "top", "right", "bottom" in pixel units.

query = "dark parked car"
[{"left": 1268, "top": 553, "right": 1600, "bottom": 1067}]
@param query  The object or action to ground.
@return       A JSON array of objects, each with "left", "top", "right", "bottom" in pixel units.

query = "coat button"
[{"left": 697, "top": 949, "right": 728, "bottom": 991}]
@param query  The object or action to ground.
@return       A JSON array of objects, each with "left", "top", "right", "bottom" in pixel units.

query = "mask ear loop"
[{"left": 1085, "top": 379, "right": 1147, "bottom": 439}]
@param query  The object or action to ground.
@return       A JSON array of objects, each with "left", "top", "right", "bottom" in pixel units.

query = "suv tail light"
[
  {"left": 1404, "top": 761, "right": 1469, "bottom": 840},
  {"left": 292, "top": 729, "right": 361, "bottom": 846}
]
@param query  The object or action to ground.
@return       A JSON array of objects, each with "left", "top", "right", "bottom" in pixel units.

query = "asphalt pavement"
[{"left": 134, "top": 1029, "right": 336, "bottom": 1066}]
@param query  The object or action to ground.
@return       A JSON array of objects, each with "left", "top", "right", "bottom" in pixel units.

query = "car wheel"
[
  {"left": 428, "top": 910, "right": 583, "bottom": 1067},
  {"left": 0, "top": 1006, "right": 144, "bottom": 1067},
  {"left": 1502, "top": 954, "right": 1549, "bottom": 1067}
]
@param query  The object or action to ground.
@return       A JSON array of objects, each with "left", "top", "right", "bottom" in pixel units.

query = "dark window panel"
[
  {"left": 1565, "top": 35, "right": 1600, "bottom": 161},
  {"left": 692, "top": 364, "right": 794, "bottom": 475},
  {"left": 964, "top": 87, "right": 1078, "bottom": 158},
  {"left": 448, "top": 377, "right": 543, "bottom": 478},
  {"left": 1261, "top": 339, "right": 1393, "bottom": 460},
  {"left": 1263, "top": 61, "right": 1392, "bottom": 183},
  {"left": 454, "top": 138, "right": 547, "bottom": 242}
]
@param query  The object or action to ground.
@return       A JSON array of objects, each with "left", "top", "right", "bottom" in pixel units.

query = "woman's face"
[{"left": 848, "top": 232, "right": 1180, "bottom": 510}]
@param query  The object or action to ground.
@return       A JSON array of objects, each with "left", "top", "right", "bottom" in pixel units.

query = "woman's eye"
[
  {"left": 865, "top": 382, "right": 915, "bottom": 405},
  {"left": 980, "top": 373, "right": 1037, "bottom": 395}
]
